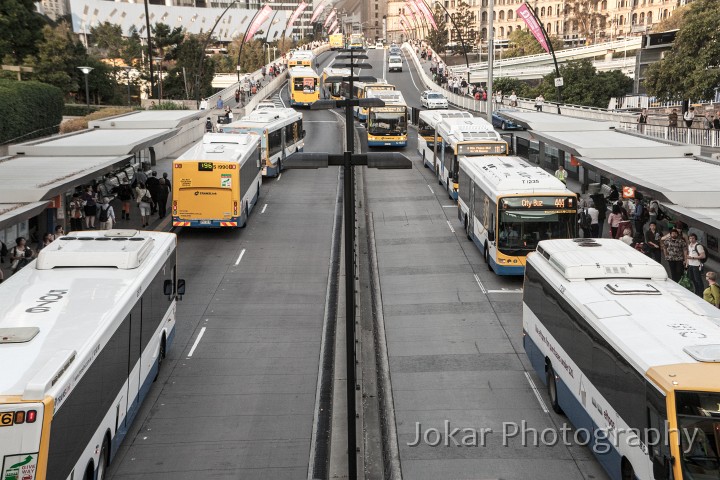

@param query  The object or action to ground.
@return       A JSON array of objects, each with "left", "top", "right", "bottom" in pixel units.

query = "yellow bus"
[
  {"left": 172, "top": 133, "right": 262, "bottom": 228},
  {"left": 329, "top": 33, "right": 344, "bottom": 50},
  {"left": 365, "top": 90, "right": 408, "bottom": 147},
  {"left": 349, "top": 33, "right": 364, "bottom": 49},
  {"left": 287, "top": 50, "right": 315, "bottom": 68},
  {"left": 220, "top": 108, "right": 304, "bottom": 178},
  {"left": 344, "top": 81, "right": 395, "bottom": 121},
  {"left": 321, "top": 66, "right": 350, "bottom": 100},
  {"left": 288, "top": 66, "right": 320, "bottom": 107}
]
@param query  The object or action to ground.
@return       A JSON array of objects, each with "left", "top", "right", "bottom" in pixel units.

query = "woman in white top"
[
  {"left": 135, "top": 182, "right": 153, "bottom": 228},
  {"left": 620, "top": 228, "right": 633, "bottom": 245}
]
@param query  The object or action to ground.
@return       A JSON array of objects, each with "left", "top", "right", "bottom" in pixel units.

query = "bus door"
[
  {"left": 281, "top": 125, "right": 287, "bottom": 161},
  {"left": 501, "top": 133, "right": 515, "bottom": 154}
]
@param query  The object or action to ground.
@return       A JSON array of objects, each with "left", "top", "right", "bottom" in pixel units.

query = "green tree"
[
  {"left": 504, "top": 29, "right": 563, "bottom": 58},
  {"left": 567, "top": 0, "right": 608, "bottom": 44},
  {"left": 152, "top": 23, "right": 184, "bottom": 60},
  {"left": 30, "top": 22, "right": 87, "bottom": 94},
  {"left": 644, "top": 0, "right": 720, "bottom": 100},
  {"left": 535, "top": 59, "right": 632, "bottom": 107},
  {"left": 121, "top": 27, "right": 143, "bottom": 68},
  {"left": 161, "top": 33, "right": 215, "bottom": 100},
  {"left": 451, "top": 1, "right": 477, "bottom": 49},
  {"left": 425, "top": 4, "right": 448, "bottom": 55},
  {"left": 493, "top": 77, "right": 533, "bottom": 98},
  {"left": 228, "top": 38, "right": 265, "bottom": 74},
  {"left": 651, "top": 4, "right": 688, "bottom": 33},
  {"left": 0, "top": 0, "right": 47, "bottom": 63},
  {"left": 89, "top": 21, "right": 124, "bottom": 59}
]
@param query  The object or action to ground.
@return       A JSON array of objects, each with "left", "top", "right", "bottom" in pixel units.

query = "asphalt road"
[
  {"left": 107, "top": 51, "right": 344, "bottom": 479},
  {"left": 359, "top": 46, "right": 609, "bottom": 480}
]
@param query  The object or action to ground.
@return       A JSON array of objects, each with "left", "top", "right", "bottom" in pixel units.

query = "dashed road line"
[
  {"left": 446, "top": 220, "right": 455, "bottom": 233},
  {"left": 261, "top": 204, "right": 268, "bottom": 214},
  {"left": 235, "top": 248, "right": 246, "bottom": 266},
  {"left": 487, "top": 289, "right": 523, "bottom": 294},
  {"left": 474, "top": 274, "right": 487, "bottom": 294},
  {"left": 525, "top": 372, "right": 549, "bottom": 414},
  {"left": 187, "top": 327, "right": 207, "bottom": 358},
  {"left": 427, "top": 185, "right": 434, "bottom": 194}
]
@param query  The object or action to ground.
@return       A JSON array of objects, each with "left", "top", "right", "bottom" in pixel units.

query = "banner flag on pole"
[
  {"left": 414, "top": 0, "right": 437, "bottom": 30},
  {"left": 245, "top": 5, "right": 273, "bottom": 41},
  {"left": 400, "top": 12, "right": 413, "bottom": 33},
  {"left": 516, "top": 3, "right": 550, "bottom": 53},
  {"left": 287, "top": 1, "right": 308, "bottom": 28},
  {"left": 328, "top": 19, "right": 338, "bottom": 33},
  {"left": 324, "top": 9, "right": 336, "bottom": 28},
  {"left": 310, "top": 0, "right": 327, "bottom": 23}
]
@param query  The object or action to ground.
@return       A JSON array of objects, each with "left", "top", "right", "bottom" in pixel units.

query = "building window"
[{"left": 508, "top": 9, "right": 514, "bottom": 19}]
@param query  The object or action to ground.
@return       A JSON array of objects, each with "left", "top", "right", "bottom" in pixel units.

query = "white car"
[
  {"left": 375, "top": 42, "right": 384, "bottom": 49},
  {"left": 388, "top": 55, "right": 403, "bottom": 72},
  {"left": 420, "top": 91, "right": 449, "bottom": 109}
]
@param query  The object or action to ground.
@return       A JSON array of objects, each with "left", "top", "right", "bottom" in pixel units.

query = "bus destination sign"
[
  {"left": 501, "top": 196, "right": 576, "bottom": 210},
  {"left": 457, "top": 143, "right": 508, "bottom": 156}
]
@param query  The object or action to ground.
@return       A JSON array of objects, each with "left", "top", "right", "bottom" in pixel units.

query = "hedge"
[
  {"left": 63, "top": 104, "right": 99, "bottom": 117},
  {"left": 0, "top": 79, "right": 64, "bottom": 145},
  {"left": 59, "top": 107, "right": 134, "bottom": 134}
]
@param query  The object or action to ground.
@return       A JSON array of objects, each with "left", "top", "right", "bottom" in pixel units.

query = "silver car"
[{"left": 420, "top": 91, "right": 449, "bottom": 109}]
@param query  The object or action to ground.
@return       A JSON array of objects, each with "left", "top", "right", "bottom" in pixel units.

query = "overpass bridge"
[{"left": 470, "top": 57, "right": 636, "bottom": 82}]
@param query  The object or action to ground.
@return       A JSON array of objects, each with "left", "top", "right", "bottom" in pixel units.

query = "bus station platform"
[{"left": 504, "top": 110, "right": 720, "bottom": 262}]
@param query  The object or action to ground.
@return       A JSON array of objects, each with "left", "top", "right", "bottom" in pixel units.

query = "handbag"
[{"left": 678, "top": 272, "right": 693, "bottom": 291}]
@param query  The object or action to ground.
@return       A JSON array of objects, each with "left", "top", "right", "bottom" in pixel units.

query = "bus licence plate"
[
  {"left": 199, "top": 221, "right": 211, "bottom": 225},
  {"left": 0, "top": 412, "right": 13, "bottom": 427}
]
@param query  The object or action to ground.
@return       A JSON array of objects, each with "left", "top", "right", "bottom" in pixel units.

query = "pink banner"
[
  {"left": 245, "top": 5, "right": 273, "bottom": 41},
  {"left": 323, "top": 9, "right": 336, "bottom": 28},
  {"left": 406, "top": 0, "right": 422, "bottom": 23},
  {"left": 400, "top": 13, "right": 413, "bottom": 32},
  {"left": 328, "top": 19, "right": 338, "bottom": 34},
  {"left": 287, "top": 1, "right": 308, "bottom": 28},
  {"left": 310, "top": 0, "right": 327, "bottom": 23},
  {"left": 414, "top": 0, "right": 437, "bottom": 30},
  {"left": 399, "top": 20, "right": 410, "bottom": 36},
  {"left": 516, "top": 3, "right": 549, "bottom": 53}
]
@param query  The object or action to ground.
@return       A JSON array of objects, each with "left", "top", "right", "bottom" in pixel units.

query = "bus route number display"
[
  {"left": 198, "top": 162, "right": 214, "bottom": 171},
  {"left": 457, "top": 143, "right": 507, "bottom": 155},
  {"left": 502, "top": 196, "right": 575, "bottom": 209}
]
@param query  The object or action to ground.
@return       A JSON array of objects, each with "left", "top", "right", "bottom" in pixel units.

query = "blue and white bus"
[
  {"left": 417, "top": 109, "right": 473, "bottom": 170},
  {"left": 524, "top": 238, "right": 720, "bottom": 480}
]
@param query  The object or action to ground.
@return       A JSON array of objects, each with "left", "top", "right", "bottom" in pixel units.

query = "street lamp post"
[
  {"left": 123, "top": 66, "right": 133, "bottom": 105},
  {"left": 77, "top": 66, "right": 93, "bottom": 108}
]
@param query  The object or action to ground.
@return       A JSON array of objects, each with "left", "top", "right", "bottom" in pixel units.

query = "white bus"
[
  {"left": 435, "top": 117, "right": 508, "bottom": 200},
  {"left": 220, "top": 108, "right": 304, "bottom": 178},
  {"left": 417, "top": 109, "right": 473, "bottom": 170},
  {"left": 321, "top": 66, "right": 350, "bottom": 100},
  {"left": 0, "top": 229, "right": 184, "bottom": 480},
  {"left": 457, "top": 156, "right": 576, "bottom": 275},
  {"left": 524, "top": 238, "right": 720, "bottom": 480},
  {"left": 172, "top": 132, "right": 262, "bottom": 228},
  {"left": 365, "top": 89, "right": 408, "bottom": 147}
]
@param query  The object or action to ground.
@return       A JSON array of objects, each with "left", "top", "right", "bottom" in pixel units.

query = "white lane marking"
[
  {"left": 474, "top": 274, "right": 487, "bottom": 294},
  {"left": 446, "top": 220, "right": 455, "bottom": 233},
  {"left": 279, "top": 89, "right": 287, "bottom": 107},
  {"left": 277, "top": 173, "right": 282, "bottom": 181},
  {"left": 525, "top": 372, "right": 550, "bottom": 414},
  {"left": 427, "top": 184, "right": 434, "bottom": 194},
  {"left": 487, "top": 289, "right": 523, "bottom": 294},
  {"left": 261, "top": 204, "right": 268, "bottom": 214},
  {"left": 187, "top": 327, "right": 207, "bottom": 358},
  {"left": 383, "top": 47, "right": 387, "bottom": 82},
  {"left": 404, "top": 50, "right": 423, "bottom": 93},
  {"left": 235, "top": 248, "right": 246, "bottom": 266},
  {"left": 442, "top": 205, "right": 455, "bottom": 208}
]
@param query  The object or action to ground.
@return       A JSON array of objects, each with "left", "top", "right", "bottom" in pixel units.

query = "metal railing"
[{"left": 617, "top": 122, "right": 720, "bottom": 148}]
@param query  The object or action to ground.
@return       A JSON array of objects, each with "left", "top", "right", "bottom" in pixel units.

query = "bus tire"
[
  {"left": 277, "top": 159, "right": 282, "bottom": 174},
  {"left": 465, "top": 219, "right": 471, "bottom": 240},
  {"left": 447, "top": 180, "right": 452, "bottom": 199},
  {"left": 546, "top": 364, "right": 564, "bottom": 414},
  {"left": 96, "top": 436, "right": 110, "bottom": 480},
  {"left": 621, "top": 458, "right": 635, "bottom": 480},
  {"left": 484, "top": 243, "right": 492, "bottom": 271},
  {"left": 155, "top": 334, "right": 166, "bottom": 382}
]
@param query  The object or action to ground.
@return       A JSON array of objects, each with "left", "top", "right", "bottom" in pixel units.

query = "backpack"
[
  {"left": 640, "top": 203, "right": 649, "bottom": 224},
  {"left": 579, "top": 209, "right": 592, "bottom": 229},
  {"left": 98, "top": 205, "right": 110, "bottom": 222},
  {"left": 694, "top": 244, "right": 708, "bottom": 264}
]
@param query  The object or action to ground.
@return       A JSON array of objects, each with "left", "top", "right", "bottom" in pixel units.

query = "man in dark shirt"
[
  {"left": 145, "top": 171, "right": 160, "bottom": 215},
  {"left": 645, "top": 222, "right": 662, "bottom": 263}
]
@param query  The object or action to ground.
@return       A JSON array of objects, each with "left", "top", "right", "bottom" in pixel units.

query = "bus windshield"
[
  {"left": 498, "top": 209, "right": 576, "bottom": 255},
  {"left": 368, "top": 110, "right": 407, "bottom": 136},
  {"left": 676, "top": 391, "right": 720, "bottom": 479}
]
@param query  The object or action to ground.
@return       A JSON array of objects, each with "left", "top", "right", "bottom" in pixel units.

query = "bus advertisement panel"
[
  {"left": 457, "top": 156, "right": 576, "bottom": 275},
  {"left": 172, "top": 133, "right": 262, "bottom": 228}
]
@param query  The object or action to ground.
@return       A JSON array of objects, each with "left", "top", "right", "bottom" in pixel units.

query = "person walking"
[
  {"left": 81, "top": 186, "right": 98, "bottom": 229},
  {"left": 587, "top": 202, "right": 600, "bottom": 238},
  {"left": 661, "top": 228, "right": 687, "bottom": 282},
  {"left": 200, "top": 98, "right": 208, "bottom": 110},
  {"left": 146, "top": 172, "right": 161, "bottom": 215},
  {"left": 162, "top": 172, "right": 172, "bottom": 190},
  {"left": 69, "top": 193, "right": 85, "bottom": 232},
  {"left": 632, "top": 198, "right": 646, "bottom": 235},
  {"left": 135, "top": 182, "right": 153, "bottom": 228},
  {"left": 554, "top": 164, "right": 567, "bottom": 184},
  {"left": 117, "top": 179, "right": 134, "bottom": 221},
  {"left": 535, "top": 94, "right": 544, "bottom": 112},
  {"left": 703, "top": 272, "right": 720, "bottom": 308},
  {"left": 509, "top": 90, "right": 517, "bottom": 107},
  {"left": 686, "top": 233, "right": 706, "bottom": 296},
  {"left": 97, "top": 197, "right": 116, "bottom": 230},
  {"left": 644, "top": 222, "right": 662, "bottom": 263},
  {"left": 156, "top": 178, "right": 170, "bottom": 218}
]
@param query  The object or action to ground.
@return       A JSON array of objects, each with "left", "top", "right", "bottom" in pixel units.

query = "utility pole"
[{"left": 283, "top": 48, "right": 411, "bottom": 480}]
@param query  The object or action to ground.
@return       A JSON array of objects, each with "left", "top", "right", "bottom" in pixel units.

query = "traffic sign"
[{"left": 554, "top": 77, "right": 564, "bottom": 87}]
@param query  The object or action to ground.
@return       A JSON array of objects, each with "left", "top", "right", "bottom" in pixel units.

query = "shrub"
[
  {"left": 59, "top": 107, "right": 134, "bottom": 134},
  {"left": 148, "top": 101, "right": 189, "bottom": 110},
  {"left": 63, "top": 104, "right": 99, "bottom": 116},
  {"left": 0, "top": 79, "right": 64, "bottom": 144}
]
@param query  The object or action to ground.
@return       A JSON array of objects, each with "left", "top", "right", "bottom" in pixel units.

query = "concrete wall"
[{"left": 152, "top": 117, "right": 205, "bottom": 159}]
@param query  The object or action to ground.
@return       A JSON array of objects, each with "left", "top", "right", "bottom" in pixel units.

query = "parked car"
[
  {"left": 420, "top": 90, "right": 449, "bottom": 109},
  {"left": 491, "top": 110, "right": 524, "bottom": 130},
  {"left": 375, "top": 42, "right": 384, "bottom": 49},
  {"left": 388, "top": 55, "right": 403, "bottom": 72}
]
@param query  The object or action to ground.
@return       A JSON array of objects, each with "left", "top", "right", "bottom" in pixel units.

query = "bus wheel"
[
  {"left": 484, "top": 243, "right": 492, "bottom": 271},
  {"left": 278, "top": 159, "right": 283, "bottom": 174},
  {"left": 96, "top": 437, "right": 109, "bottom": 480},
  {"left": 447, "top": 180, "right": 452, "bottom": 199},
  {"left": 621, "top": 459, "right": 635, "bottom": 480},
  {"left": 83, "top": 461, "right": 94, "bottom": 480},
  {"left": 155, "top": 335, "right": 166, "bottom": 381},
  {"left": 546, "top": 364, "right": 564, "bottom": 414}
]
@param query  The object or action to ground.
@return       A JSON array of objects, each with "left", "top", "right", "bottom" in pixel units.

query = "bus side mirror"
[
  {"left": 302, "top": 129, "right": 306, "bottom": 138},
  {"left": 163, "top": 279, "right": 173, "bottom": 296},
  {"left": 176, "top": 279, "right": 186, "bottom": 300},
  {"left": 488, "top": 231, "right": 495, "bottom": 242}
]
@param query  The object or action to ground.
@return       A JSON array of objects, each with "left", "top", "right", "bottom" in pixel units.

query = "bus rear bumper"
[
  {"left": 172, "top": 218, "right": 240, "bottom": 228},
  {"left": 368, "top": 139, "right": 407, "bottom": 147}
]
